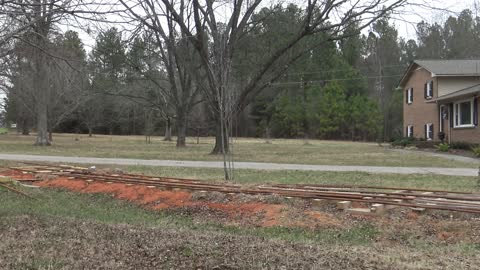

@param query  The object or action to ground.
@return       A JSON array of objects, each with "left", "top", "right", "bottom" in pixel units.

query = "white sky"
[
  {"left": 67, "top": 0, "right": 479, "bottom": 52},
  {"left": 0, "top": 0, "right": 477, "bottom": 113},
  {"left": 393, "top": 0, "right": 479, "bottom": 40}
]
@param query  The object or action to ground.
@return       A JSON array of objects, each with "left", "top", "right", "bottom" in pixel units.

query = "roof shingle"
[{"left": 415, "top": 59, "right": 480, "bottom": 75}]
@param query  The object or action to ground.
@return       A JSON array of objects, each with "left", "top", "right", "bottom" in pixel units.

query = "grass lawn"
[
  {"left": 1, "top": 158, "right": 477, "bottom": 192},
  {"left": 1, "top": 133, "right": 479, "bottom": 269},
  {"left": 1, "top": 184, "right": 480, "bottom": 269},
  {"left": 0, "top": 133, "right": 478, "bottom": 168},
  {"left": 120, "top": 165, "right": 480, "bottom": 192},
  {"left": 1, "top": 159, "right": 480, "bottom": 268}
]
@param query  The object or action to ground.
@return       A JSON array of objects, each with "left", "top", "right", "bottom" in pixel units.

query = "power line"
[
  {"left": 270, "top": 74, "right": 404, "bottom": 86},
  {"left": 283, "top": 64, "right": 408, "bottom": 76}
]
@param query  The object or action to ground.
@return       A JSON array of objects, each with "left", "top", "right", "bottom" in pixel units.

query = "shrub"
[
  {"left": 437, "top": 143, "right": 450, "bottom": 152},
  {"left": 391, "top": 137, "right": 415, "bottom": 147},
  {"left": 0, "top": 128, "right": 8, "bottom": 135},
  {"left": 450, "top": 141, "right": 474, "bottom": 150},
  {"left": 471, "top": 146, "right": 480, "bottom": 158},
  {"left": 414, "top": 140, "right": 436, "bottom": 149}
]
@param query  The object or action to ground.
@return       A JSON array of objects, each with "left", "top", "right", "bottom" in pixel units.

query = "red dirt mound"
[
  {"left": 1, "top": 169, "right": 36, "bottom": 180},
  {"left": 1, "top": 170, "right": 342, "bottom": 229},
  {"left": 33, "top": 177, "right": 298, "bottom": 227}
]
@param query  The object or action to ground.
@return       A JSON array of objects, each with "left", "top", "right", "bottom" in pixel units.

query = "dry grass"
[
  {"left": 0, "top": 133, "right": 477, "bottom": 168},
  {"left": 117, "top": 164, "right": 480, "bottom": 192},
  {"left": 1, "top": 187, "right": 480, "bottom": 269},
  {"left": 2, "top": 215, "right": 479, "bottom": 270},
  {"left": 1, "top": 159, "right": 479, "bottom": 269}
]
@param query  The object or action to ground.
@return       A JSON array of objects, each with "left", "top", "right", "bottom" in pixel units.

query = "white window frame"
[
  {"left": 407, "top": 88, "right": 413, "bottom": 104},
  {"left": 454, "top": 98, "right": 475, "bottom": 128},
  {"left": 426, "top": 81, "right": 433, "bottom": 99},
  {"left": 426, "top": 123, "right": 433, "bottom": 140},
  {"left": 439, "top": 105, "right": 445, "bottom": 132},
  {"left": 407, "top": 125, "right": 413, "bottom": 138}
]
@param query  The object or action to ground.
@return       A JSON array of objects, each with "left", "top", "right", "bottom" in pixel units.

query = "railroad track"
[{"left": 8, "top": 163, "right": 480, "bottom": 215}]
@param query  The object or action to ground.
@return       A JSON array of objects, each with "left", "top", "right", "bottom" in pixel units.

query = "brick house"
[{"left": 399, "top": 60, "right": 480, "bottom": 144}]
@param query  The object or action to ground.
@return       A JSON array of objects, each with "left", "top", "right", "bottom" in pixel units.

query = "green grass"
[
  {"left": 1, "top": 162, "right": 479, "bottom": 267},
  {"left": 118, "top": 165, "right": 480, "bottom": 192},
  {"left": 0, "top": 187, "right": 377, "bottom": 245},
  {"left": 0, "top": 187, "right": 170, "bottom": 226},
  {"left": 0, "top": 133, "right": 477, "bottom": 168},
  {"left": 0, "top": 127, "right": 8, "bottom": 135},
  {"left": 0, "top": 158, "right": 477, "bottom": 192}
]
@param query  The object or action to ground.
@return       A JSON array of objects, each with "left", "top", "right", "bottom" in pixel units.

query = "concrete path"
[
  {"left": 0, "top": 154, "right": 477, "bottom": 177},
  {"left": 389, "top": 148, "right": 480, "bottom": 164}
]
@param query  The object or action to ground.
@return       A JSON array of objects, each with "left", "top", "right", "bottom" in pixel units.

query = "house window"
[
  {"left": 406, "top": 88, "right": 413, "bottom": 104},
  {"left": 454, "top": 99, "right": 474, "bottom": 128},
  {"left": 425, "top": 81, "right": 433, "bottom": 99},
  {"left": 425, "top": 123, "right": 433, "bottom": 140},
  {"left": 407, "top": 125, "right": 413, "bottom": 138}
]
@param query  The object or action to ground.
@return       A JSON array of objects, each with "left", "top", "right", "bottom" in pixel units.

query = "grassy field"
[
  {"left": 0, "top": 158, "right": 478, "bottom": 192},
  {"left": 0, "top": 133, "right": 477, "bottom": 168},
  {"left": 1, "top": 187, "right": 479, "bottom": 269},
  {"left": 120, "top": 165, "right": 480, "bottom": 192},
  {"left": 1, "top": 159, "right": 480, "bottom": 268},
  {"left": 2, "top": 134, "right": 479, "bottom": 268}
]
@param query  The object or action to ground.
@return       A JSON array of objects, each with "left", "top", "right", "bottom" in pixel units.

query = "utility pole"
[{"left": 301, "top": 76, "right": 309, "bottom": 142}]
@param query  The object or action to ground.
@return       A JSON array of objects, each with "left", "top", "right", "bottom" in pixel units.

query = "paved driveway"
[{"left": 0, "top": 154, "right": 477, "bottom": 177}]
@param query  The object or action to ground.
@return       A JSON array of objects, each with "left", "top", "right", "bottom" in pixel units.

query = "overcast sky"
[
  {"left": 393, "top": 0, "right": 479, "bottom": 39},
  {"left": 65, "top": 0, "right": 479, "bottom": 53},
  {"left": 0, "top": 0, "right": 478, "bottom": 110}
]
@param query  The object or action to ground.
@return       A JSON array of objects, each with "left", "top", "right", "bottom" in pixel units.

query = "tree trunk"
[
  {"left": 176, "top": 114, "right": 187, "bottom": 148},
  {"left": 265, "top": 126, "right": 271, "bottom": 144},
  {"left": 88, "top": 127, "right": 93, "bottom": 137},
  {"left": 164, "top": 117, "right": 172, "bottom": 141},
  {"left": 351, "top": 125, "right": 355, "bottom": 141},
  {"left": 33, "top": 27, "right": 51, "bottom": 146},
  {"left": 35, "top": 100, "right": 50, "bottom": 146},
  {"left": 211, "top": 119, "right": 229, "bottom": 154},
  {"left": 21, "top": 118, "right": 29, "bottom": 135},
  {"left": 48, "top": 129, "right": 53, "bottom": 142}
]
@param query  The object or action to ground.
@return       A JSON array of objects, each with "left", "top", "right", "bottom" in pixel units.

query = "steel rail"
[
  {"left": 9, "top": 165, "right": 480, "bottom": 214},
  {"left": 270, "top": 183, "right": 479, "bottom": 195},
  {"left": 12, "top": 165, "right": 241, "bottom": 187},
  {"left": 15, "top": 164, "right": 478, "bottom": 196},
  {"left": 258, "top": 186, "right": 480, "bottom": 202},
  {"left": 53, "top": 173, "right": 480, "bottom": 214}
]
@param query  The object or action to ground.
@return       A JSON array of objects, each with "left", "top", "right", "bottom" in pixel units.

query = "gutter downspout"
[{"left": 448, "top": 103, "right": 452, "bottom": 145}]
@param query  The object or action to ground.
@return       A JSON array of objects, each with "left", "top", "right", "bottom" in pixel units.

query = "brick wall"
[
  {"left": 403, "top": 67, "right": 439, "bottom": 140},
  {"left": 446, "top": 97, "right": 480, "bottom": 144}
]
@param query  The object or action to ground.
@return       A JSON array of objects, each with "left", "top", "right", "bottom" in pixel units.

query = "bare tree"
[
  {"left": 118, "top": 3, "right": 202, "bottom": 148},
  {"left": 0, "top": 1, "right": 64, "bottom": 144},
  {"left": 115, "top": 0, "right": 407, "bottom": 179},
  {"left": 119, "top": 0, "right": 407, "bottom": 158},
  {"left": 0, "top": 0, "right": 124, "bottom": 145}
]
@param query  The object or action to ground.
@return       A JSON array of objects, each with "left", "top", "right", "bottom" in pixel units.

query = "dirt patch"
[
  {"left": 306, "top": 211, "right": 342, "bottom": 227},
  {"left": 29, "top": 176, "right": 349, "bottom": 229},
  {"left": 1, "top": 169, "right": 36, "bottom": 180},
  {"left": 32, "top": 176, "right": 311, "bottom": 228},
  {"left": 191, "top": 191, "right": 229, "bottom": 203},
  {"left": 4, "top": 169, "right": 480, "bottom": 241},
  {"left": 38, "top": 177, "right": 88, "bottom": 190},
  {"left": 38, "top": 177, "right": 193, "bottom": 206}
]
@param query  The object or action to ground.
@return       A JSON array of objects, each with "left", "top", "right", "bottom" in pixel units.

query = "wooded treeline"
[{"left": 3, "top": 2, "right": 477, "bottom": 150}]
